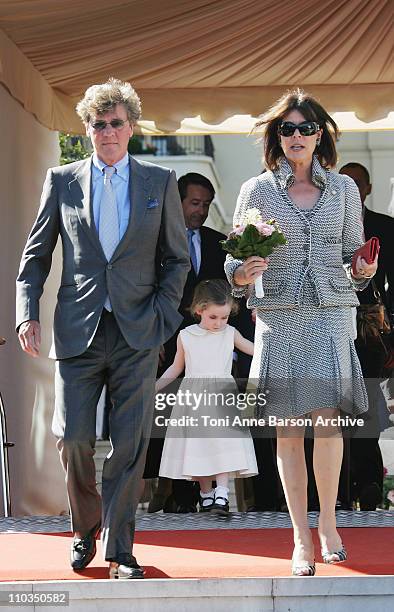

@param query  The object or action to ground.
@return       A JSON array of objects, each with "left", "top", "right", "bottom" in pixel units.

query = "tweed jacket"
[{"left": 225, "top": 156, "right": 369, "bottom": 311}]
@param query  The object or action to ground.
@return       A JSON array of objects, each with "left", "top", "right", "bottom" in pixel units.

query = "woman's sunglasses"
[{"left": 278, "top": 121, "right": 320, "bottom": 137}]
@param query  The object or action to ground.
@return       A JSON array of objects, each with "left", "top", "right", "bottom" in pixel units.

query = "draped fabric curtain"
[{"left": 0, "top": 0, "right": 393, "bottom": 133}]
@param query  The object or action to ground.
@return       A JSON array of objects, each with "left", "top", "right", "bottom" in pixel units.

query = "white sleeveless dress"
[{"left": 159, "top": 324, "right": 258, "bottom": 479}]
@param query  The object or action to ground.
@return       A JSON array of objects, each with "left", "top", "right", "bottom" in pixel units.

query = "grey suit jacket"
[
  {"left": 16, "top": 155, "right": 190, "bottom": 359},
  {"left": 225, "top": 156, "right": 370, "bottom": 310}
]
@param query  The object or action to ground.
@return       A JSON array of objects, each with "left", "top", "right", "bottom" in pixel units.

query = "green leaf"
[{"left": 221, "top": 222, "right": 287, "bottom": 259}]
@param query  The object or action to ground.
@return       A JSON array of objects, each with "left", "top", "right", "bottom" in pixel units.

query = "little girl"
[{"left": 157, "top": 279, "right": 258, "bottom": 515}]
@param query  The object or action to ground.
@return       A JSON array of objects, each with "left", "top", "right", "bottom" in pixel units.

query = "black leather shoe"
[
  {"left": 162, "top": 494, "right": 178, "bottom": 513},
  {"left": 71, "top": 529, "right": 98, "bottom": 570},
  {"left": 109, "top": 554, "right": 144, "bottom": 579},
  {"left": 359, "top": 483, "right": 382, "bottom": 510}
]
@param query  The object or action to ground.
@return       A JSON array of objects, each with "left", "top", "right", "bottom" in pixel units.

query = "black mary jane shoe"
[
  {"left": 109, "top": 554, "right": 145, "bottom": 579},
  {"left": 199, "top": 495, "right": 215, "bottom": 513},
  {"left": 210, "top": 496, "right": 230, "bottom": 516},
  {"left": 71, "top": 527, "right": 98, "bottom": 570}
]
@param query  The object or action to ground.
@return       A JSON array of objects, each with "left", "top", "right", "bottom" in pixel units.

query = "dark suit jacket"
[
  {"left": 16, "top": 155, "right": 190, "bottom": 358},
  {"left": 163, "top": 226, "right": 228, "bottom": 366},
  {"left": 181, "top": 226, "right": 227, "bottom": 319},
  {"left": 359, "top": 207, "right": 394, "bottom": 310}
]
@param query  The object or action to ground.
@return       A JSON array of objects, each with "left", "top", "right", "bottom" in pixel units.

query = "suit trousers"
[{"left": 53, "top": 310, "right": 159, "bottom": 560}]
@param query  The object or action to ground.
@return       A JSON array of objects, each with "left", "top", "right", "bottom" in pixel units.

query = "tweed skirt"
[{"left": 249, "top": 306, "right": 369, "bottom": 418}]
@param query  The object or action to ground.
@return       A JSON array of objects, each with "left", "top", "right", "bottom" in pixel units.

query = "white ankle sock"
[
  {"left": 200, "top": 489, "right": 214, "bottom": 507},
  {"left": 214, "top": 486, "right": 229, "bottom": 505}
]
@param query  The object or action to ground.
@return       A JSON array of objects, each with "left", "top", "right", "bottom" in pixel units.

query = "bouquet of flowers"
[{"left": 221, "top": 208, "right": 287, "bottom": 297}]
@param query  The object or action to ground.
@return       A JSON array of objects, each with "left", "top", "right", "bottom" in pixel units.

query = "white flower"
[{"left": 243, "top": 207, "right": 262, "bottom": 226}]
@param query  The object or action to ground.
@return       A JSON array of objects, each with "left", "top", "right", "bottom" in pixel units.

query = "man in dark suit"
[
  {"left": 167, "top": 173, "right": 228, "bottom": 362},
  {"left": 145, "top": 173, "right": 229, "bottom": 512},
  {"left": 339, "top": 162, "right": 394, "bottom": 509},
  {"left": 16, "top": 78, "right": 189, "bottom": 577},
  {"left": 340, "top": 163, "right": 394, "bottom": 311}
]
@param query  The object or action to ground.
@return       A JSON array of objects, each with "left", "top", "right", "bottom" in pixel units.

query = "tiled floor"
[{"left": 1, "top": 510, "right": 394, "bottom": 533}]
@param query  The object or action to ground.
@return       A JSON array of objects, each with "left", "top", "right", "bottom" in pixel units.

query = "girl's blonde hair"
[{"left": 190, "top": 279, "right": 238, "bottom": 320}]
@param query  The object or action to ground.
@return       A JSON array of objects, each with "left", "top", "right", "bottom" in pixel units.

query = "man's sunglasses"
[
  {"left": 90, "top": 119, "right": 129, "bottom": 131},
  {"left": 278, "top": 121, "right": 320, "bottom": 137}
]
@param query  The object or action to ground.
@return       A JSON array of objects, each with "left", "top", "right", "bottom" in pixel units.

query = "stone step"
[{"left": 1, "top": 576, "right": 393, "bottom": 611}]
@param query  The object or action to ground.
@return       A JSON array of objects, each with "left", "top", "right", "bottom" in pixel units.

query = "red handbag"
[{"left": 351, "top": 237, "right": 380, "bottom": 276}]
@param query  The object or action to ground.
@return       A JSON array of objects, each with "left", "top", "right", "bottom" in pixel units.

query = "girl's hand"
[
  {"left": 234, "top": 329, "right": 254, "bottom": 356},
  {"left": 155, "top": 334, "right": 185, "bottom": 392},
  {"left": 234, "top": 257, "right": 269, "bottom": 286}
]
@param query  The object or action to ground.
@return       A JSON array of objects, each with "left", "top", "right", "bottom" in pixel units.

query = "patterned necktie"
[
  {"left": 187, "top": 228, "right": 198, "bottom": 274},
  {"left": 99, "top": 166, "right": 119, "bottom": 261},
  {"left": 99, "top": 166, "right": 119, "bottom": 312}
]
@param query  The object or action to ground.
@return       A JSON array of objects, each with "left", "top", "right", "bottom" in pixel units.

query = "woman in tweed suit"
[{"left": 225, "top": 90, "right": 377, "bottom": 576}]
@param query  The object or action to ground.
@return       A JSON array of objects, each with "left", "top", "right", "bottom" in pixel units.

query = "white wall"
[
  {"left": 139, "top": 131, "right": 394, "bottom": 227},
  {"left": 136, "top": 153, "right": 231, "bottom": 231},
  {"left": 211, "top": 134, "right": 262, "bottom": 223},
  {"left": 0, "top": 84, "right": 68, "bottom": 516},
  {"left": 209, "top": 132, "right": 394, "bottom": 220},
  {"left": 337, "top": 131, "right": 394, "bottom": 214}
]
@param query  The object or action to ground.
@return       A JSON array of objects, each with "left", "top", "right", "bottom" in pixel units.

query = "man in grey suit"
[{"left": 16, "top": 78, "right": 190, "bottom": 578}]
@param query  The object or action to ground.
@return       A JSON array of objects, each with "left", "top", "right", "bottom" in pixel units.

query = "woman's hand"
[
  {"left": 352, "top": 255, "right": 378, "bottom": 280},
  {"left": 233, "top": 256, "right": 269, "bottom": 286}
]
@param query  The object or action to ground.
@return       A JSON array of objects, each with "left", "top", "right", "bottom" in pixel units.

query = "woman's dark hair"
[
  {"left": 190, "top": 279, "right": 238, "bottom": 319},
  {"left": 254, "top": 89, "right": 339, "bottom": 170}
]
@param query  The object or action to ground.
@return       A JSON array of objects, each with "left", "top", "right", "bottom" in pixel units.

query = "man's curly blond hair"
[{"left": 76, "top": 77, "right": 141, "bottom": 125}]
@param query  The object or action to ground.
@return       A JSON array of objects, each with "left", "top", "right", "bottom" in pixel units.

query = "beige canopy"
[{"left": 1, "top": 0, "right": 393, "bottom": 133}]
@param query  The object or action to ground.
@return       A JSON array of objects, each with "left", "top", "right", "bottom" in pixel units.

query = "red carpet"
[{"left": 1, "top": 528, "right": 393, "bottom": 581}]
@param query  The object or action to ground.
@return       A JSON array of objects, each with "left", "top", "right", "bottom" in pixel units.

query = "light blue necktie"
[
  {"left": 187, "top": 229, "right": 198, "bottom": 274},
  {"left": 99, "top": 165, "right": 119, "bottom": 310}
]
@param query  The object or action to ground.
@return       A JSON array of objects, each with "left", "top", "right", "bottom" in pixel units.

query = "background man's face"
[
  {"left": 339, "top": 166, "right": 371, "bottom": 204},
  {"left": 86, "top": 103, "right": 133, "bottom": 166},
  {"left": 181, "top": 184, "right": 213, "bottom": 229}
]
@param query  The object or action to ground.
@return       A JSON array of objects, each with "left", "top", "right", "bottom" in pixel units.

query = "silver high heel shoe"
[
  {"left": 321, "top": 545, "right": 347, "bottom": 564},
  {"left": 292, "top": 561, "right": 316, "bottom": 576},
  {"left": 291, "top": 548, "right": 316, "bottom": 576}
]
